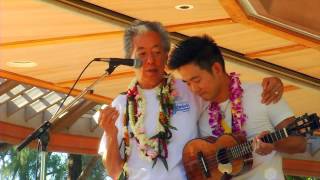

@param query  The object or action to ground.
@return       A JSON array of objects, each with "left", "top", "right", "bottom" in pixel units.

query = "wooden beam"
[
  {"left": 166, "top": 18, "right": 234, "bottom": 32},
  {"left": 245, "top": 44, "right": 307, "bottom": 58},
  {"left": 0, "top": 31, "right": 123, "bottom": 49},
  {"left": 25, "top": 96, "right": 63, "bottom": 122},
  {"left": 0, "top": 121, "right": 99, "bottom": 154},
  {"left": 283, "top": 158, "right": 320, "bottom": 177},
  {"left": 51, "top": 100, "right": 97, "bottom": 132},
  {"left": 6, "top": 86, "right": 33, "bottom": 117},
  {"left": 56, "top": 71, "right": 135, "bottom": 87},
  {"left": 7, "top": 89, "right": 49, "bottom": 118},
  {"left": 0, "top": 18, "right": 233, "bottom": 50},
  {"left": 284, "top": 85, "right": 300, "bottom": 93},
  {"left": 0, "top": 70, "right": 112, "bottom": 104},
  {"left": 219, "top": 0, "right": 320, "bottom": 47},
  {"left": 0, "top": 80, "right": 19, "bottom": 96}
]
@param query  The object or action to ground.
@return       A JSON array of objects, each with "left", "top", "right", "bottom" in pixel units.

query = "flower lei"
[
  {"left": 119, "top": 74, "right": 177, "bottom": 179},
  {"left": 208, "top": 72, "right": 247, "bottom": 137}
]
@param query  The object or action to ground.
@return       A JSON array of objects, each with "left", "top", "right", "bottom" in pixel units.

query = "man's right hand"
[{"left": 98, "top": 107, "right": 119, "bottom": 136}]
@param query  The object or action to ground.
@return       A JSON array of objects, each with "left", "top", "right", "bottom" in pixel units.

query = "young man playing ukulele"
[{"left": 168, "top": 35, "right": 307, "bottom": 180}]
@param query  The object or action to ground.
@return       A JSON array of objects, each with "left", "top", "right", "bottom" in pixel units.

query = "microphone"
[{"left": 94, "top": 58, "right": 142, "bottom": 68}]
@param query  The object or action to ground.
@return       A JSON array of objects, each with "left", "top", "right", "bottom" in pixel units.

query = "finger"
[
  {"left": 99, "top": 108, "right": 118, "bottom": 125},
  {"left": 262, "top": 78, "right": 269, "bottom": 91},
  {"left": 99, "top": 112, "right": 119, "bottom": 131},
  {"left": 101, "top": 106, "right": 116, "bottom": 113},
  {"left": 253, "top": 137, "right": 263, "bottom": 153},
  {"left": 99, "top": 108, "right": 114, "bottom": 119},
  {"left": 261, "top": 85, "right": 274, "bottom": 104},
  {"left": 103, "top": 110, "right": 118, "bottom": 123},
  {"left": 261, "top": 77, "right": 283, "bottom": 103},
  {"left": 261, "top": 90, "right": 268, "bottom": 104},
  {"left": 252, "top": 137, "right": 258, "bottom": 152},
  {"left": 260, "top": 131, "right": 270, "bottom": 136},
  {"left": 259, "top": 143, "right": 274, "bottom": 155},
  {"left": 269, "top": 90, "right": 281, "bottom": 104},
  {"left": 263, "top": 87, "right": 282, "bottom": 105},
  {"left": 256, "top": 131, "right": 269, "bottom": 144},
  {"left": 262, "top": 93, "right": 273, "bottom": 105},
  {"left": 272, "top": 88, "right": 283, "bottom": 103},
  {"left": 272, "top": 93, "right": 282, "bottom": 104},
  {"left": 110, "top": 110, "right": 119, "bottom": 122},
  {"left": 269, "top": 79, "right": 283, "bottom": 103},
  {"left": 256, "top": 138, "right": 264, "bottom": 151}
]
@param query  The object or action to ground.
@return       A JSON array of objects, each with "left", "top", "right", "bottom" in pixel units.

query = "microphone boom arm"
[{"left": 17, "top": 66, "right": 115, "bottom": 151}]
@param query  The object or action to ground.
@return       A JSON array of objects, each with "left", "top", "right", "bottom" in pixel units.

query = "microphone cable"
[
  {"left": 52, "top": 59, "right": 102, "bottom": 124},
  {"left": 34, "top": 59, "right": 103, "bottom": 179}
]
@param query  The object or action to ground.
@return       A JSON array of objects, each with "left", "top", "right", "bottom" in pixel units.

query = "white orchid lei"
[{"left": 119, "top": 74, "right": 178, "bottom": 180}]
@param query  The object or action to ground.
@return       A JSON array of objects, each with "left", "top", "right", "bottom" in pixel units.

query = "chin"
[{"left": 199, "top": 95, "right": 210, "bottom": 101}]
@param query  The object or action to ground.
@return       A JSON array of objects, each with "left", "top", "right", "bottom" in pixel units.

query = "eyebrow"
[
  {"left": 136, "top": 45, "right": 161, "bottom": 51},
  {"left": 136, "top": 47, "right": 145, "bottom": 51},
  {"left": 182, "top": 76, "right": 199, "bottom": 83},
  {"left": 152, "top": 45, "right": 161, "bottom": 49}
]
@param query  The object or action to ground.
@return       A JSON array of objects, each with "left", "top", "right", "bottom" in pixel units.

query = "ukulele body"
[{"left": 182, "top": 134, "right": 253, "bottom": 180}]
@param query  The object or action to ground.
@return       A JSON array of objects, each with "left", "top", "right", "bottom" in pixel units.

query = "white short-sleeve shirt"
[
  {"left": 199, "top": 83, "right": 294, "bottom": 180},
  {"left": 96, "top": 79, "right": 207, "bottom": 180}
]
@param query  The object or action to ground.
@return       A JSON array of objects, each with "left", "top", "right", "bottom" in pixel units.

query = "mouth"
[{"left": 145, "top": 68, "right": 158, "bottom": 73}]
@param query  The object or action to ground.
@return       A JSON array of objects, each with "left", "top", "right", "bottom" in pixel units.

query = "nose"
[{"left": 145, "top": 53, "right": 155, "bottom": 64}]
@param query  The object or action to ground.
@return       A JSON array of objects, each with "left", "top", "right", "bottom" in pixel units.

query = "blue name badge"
[{"left": 173, "top": 102, "right": 190, "bottom": 114}]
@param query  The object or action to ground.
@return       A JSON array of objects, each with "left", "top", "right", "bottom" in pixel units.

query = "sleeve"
[
  {"left": 246, "top": 83, "right": 294, "bottom": 128},
  {"left": 266, "top": 97, "right": 294, "bottom": 127},
  {"left": 96, "top": 95, "right": 127, "bottom": 157}
]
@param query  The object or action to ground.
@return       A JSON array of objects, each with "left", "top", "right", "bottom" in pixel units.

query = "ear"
[{"left": 211, "top": 62, "right": 223, "bottom": 75}]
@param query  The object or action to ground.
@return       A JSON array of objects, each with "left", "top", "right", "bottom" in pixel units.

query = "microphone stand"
[{"left": 17, "top": 64, "right": 118, "bottom": 180}]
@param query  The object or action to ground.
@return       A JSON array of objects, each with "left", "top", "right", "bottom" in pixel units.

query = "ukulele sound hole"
[{"left": 217, "top": 148, "right": 230, "bottom": 164}]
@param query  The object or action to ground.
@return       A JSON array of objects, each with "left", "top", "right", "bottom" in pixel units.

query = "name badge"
[{"left": 173, "top": 102, "right": 190, "bottom": 114}]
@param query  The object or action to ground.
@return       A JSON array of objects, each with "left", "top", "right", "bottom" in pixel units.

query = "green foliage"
[
  {"left": 0, "top": 146, "right": 108, "bottom": 180},
  {"left": 0, "top": 147, "right": 67, "bottom": 180},
  {"left": 82, "top": 155, "right": 108, "bottom": 180},
  {"left": 1, "top": 146, "right": 318, "bottom": 180},
  {"left": 286, "top": 176, "right": 320, "bottom": 180}
]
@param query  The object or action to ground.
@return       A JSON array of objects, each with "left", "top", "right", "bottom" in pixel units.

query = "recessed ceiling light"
[
  {"left": 6, "top": 61, "right": 38, "bottom": 68},
  {"left": 175, "top": 4, "right": 194, "bottom": 11}
]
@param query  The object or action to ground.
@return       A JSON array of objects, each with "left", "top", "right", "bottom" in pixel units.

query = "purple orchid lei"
[{"left": 208, "top": 72, "right": 247, "bottom": 137}]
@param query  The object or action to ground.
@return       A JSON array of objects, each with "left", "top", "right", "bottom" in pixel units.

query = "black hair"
[{"left": 168, "top": 35, "right": 225, "bottom": 73}]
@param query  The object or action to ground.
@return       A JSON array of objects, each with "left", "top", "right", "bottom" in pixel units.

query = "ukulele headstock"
[{"left": 286, "top": 113, "right": 320, "bottom": 136}]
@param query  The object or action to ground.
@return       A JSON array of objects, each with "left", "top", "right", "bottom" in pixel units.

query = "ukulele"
[{"left": 182, "top": 113, "right": 320, "bottom": 180}]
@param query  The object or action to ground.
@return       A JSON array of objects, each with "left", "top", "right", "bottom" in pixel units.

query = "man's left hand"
[{"left": 253, "top": 131, "right": 275, "bottom": 156}]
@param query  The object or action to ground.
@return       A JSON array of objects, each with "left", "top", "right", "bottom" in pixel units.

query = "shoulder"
[
  {"left": 174, "top": 79, "right": 200, "bottom": 100},
  {"left": 242, "top": 83, "right": 263, "bottom": 101},
  {"left": 111, "top": 94, "right": 127, "bottom": 107},
  {"left": 242, "top": 83, "right": 262, "bottom": 94},
  {"left": 174, "top": 79, "right": 187, "bottom": 89},
  {"left": 174, "top": 79, "right": 193, "bottom": 95}
]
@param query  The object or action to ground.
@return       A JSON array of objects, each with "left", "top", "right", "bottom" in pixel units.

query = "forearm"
[
  {"left": 274, "top": 117, "right": 307, "bottom": 154},
  {"left": 274, "top": 136, "right": 307, "bottom": 154},
  {"left": 102, "top": 133, "right": 125, "bottom": 179}
]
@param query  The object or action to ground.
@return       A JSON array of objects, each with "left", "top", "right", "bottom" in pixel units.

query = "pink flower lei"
[{"left": 208, "top": 72, "right": 247, "bottom": 137}]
